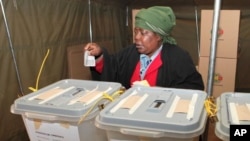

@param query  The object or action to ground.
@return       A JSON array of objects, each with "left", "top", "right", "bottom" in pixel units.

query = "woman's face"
[{"left": 134, "top": 27, "right": 162, "bottom": 57}]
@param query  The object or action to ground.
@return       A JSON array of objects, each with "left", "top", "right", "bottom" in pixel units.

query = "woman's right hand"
[{"left": 84, "top": 43, "right": 103, "bottom": 57}]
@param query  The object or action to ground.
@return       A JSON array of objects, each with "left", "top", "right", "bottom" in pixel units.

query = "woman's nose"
[{"left": 134, "top": 32, "right": 141, "bottom": 41}]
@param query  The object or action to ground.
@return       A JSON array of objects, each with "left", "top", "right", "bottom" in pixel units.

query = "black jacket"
[{"left": 90, "top": 43, "right": 204, "bottom": 90}]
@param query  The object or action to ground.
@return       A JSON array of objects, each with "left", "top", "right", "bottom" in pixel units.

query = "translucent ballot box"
[
  {"left": 95, "top": 86, "right": 208, "bottom": 141},
  {"left": 215, "top": 92, "right": 250, "bottom": 141},
  {"left": 11, "top": 79, "right": 122, "bottom": 141}
]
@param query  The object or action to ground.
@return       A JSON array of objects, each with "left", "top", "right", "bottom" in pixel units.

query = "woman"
[{"left": 84, "top": 6, "right": 204, "bottom": 90}]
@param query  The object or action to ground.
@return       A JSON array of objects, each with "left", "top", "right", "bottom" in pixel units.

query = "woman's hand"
[{"left": 84, "top": 43, "right": 103, "bottom": 57}]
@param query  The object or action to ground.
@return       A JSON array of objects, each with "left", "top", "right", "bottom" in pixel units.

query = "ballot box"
[
  {"left": 11, "top": 79, "right": 122, "bottom": 141},
  {"left": 215, "top": 92, "right": 250, "bottom": 141},
  {"left": 95, "top": 86, "right": 208, "bottom": 141}
]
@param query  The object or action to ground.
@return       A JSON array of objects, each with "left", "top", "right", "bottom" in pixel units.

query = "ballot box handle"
[{"left": 120, "top": 128, "right": 164, "bottom": 137}]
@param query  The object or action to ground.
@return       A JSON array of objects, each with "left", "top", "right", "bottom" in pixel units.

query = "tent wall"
[
  {"left": 0, "top": 0, "right": 126, "bottom": 140},
  {"left": 0, "top": 0, "right": 250, "bottom": 141}
]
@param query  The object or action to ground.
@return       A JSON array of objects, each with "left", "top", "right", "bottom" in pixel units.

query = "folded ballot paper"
[{"left": 84, "top": 51, "right": 96, "bottom": 67}]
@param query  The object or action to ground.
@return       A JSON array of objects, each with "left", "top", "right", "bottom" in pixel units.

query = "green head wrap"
[{"left": 135, "top": 6, "right": 177, "bottom": 45}]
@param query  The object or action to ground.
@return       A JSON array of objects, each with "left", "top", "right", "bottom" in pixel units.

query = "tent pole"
[
  {"left": 0, "top": 0, "right": 25, "bottom": 96},
  {"left": 193, "top": 0, "right": 200, "bottom": 57},
  {"left": 201, "top": 0, "right": 221, "bottom": 141},
  {"left": 88, "top": 0, "right": 92, "bottom": 43},
  {"left": 207, "top": 0, "right": 221, "bottom": 97}
]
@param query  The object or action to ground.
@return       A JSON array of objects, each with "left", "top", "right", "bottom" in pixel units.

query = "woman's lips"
[{"left": 135, "top": 44, "right": 143, "bottom": 49}]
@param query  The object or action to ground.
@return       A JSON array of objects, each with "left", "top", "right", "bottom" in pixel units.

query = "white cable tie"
[
  {"left": 229, "top": 102, "right": 240, "bottom": 124},
  {"left": 84, "top": 87, "right": 112, "bottom": 106},
  {"left": 129, "top": 93, "right": 148, "bottom": 115},
  {"left": 166, "top": 96, "right": 180, "bottom": 118},
  {"left": 39, "top": 86, "right": 75, "bottom": 104},
  {"left": 28, "top": 87, "right": 60, "bottom": 101},
  {"left": 246, "top": 103, "right": 250, "bottom": 111},
  {"left": 110, "top": 90, "right": 137, "bottom": 114},
  {"left": 187, "top": 93, "right": 198, "bottom": 120},
  {"left": 68, "top": 86, "right": 98, "bottom": 105}
]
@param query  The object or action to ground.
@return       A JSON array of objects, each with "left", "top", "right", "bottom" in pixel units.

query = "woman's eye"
[
  {"left": 134, "top": 29, "right": 150, "bottom": 36},
  {"left": 141, "top": 31, "right": 148, "bottom": 35}
]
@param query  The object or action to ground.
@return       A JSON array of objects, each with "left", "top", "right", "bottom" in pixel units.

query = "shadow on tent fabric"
[
  {"left": 67, "top": 44, "right": 92, "bottom": 80},
  {"left": 67, "top": 41, "right": 114, "bottom": 80}
]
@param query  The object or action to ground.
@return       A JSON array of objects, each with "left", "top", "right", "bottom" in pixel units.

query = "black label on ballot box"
[{"left": 230, "top": 125, "right": 250, "bottom": 141}]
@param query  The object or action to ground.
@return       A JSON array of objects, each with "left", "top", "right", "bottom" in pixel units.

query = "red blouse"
[
  {"left": 95, "top": 53, "right": 163, "bottom": 87},
  {"left": 130, "top": 53, "right": 162, "bottom": 86}
]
